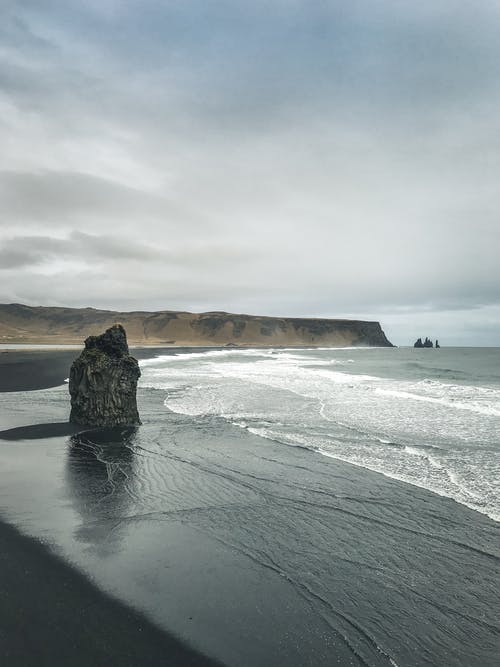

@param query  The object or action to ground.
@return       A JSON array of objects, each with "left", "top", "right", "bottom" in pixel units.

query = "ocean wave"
[
  {"left": 139, "top": 348, "right": 274, "bottom": 366},
  {"left": 375, "top": 387, "right": 500, "bottom": 417},
  {"left": 221, "top": 420, "right": 500, "bottom": 522},
  {"left": 140, "top": 347, "right": 500, "bottom": 523}
]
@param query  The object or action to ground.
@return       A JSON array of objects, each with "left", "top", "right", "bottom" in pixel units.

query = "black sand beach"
[
  {"left": 0, "top": 347, "right": 167, "bottom": 393},
  {"left": 0, "top": 348, "right": 224, "bottom": 666},
  {"left": 0, "top": 349, "right": 499, "bottom": 666},
  {"left": 0, "top": 349, "right": 78, "bottom": 392},
  {"left": 0, "top": 520, "right": 221, "bottom": 667}
]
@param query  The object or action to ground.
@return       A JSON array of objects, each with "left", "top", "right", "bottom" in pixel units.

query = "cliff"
[{"left": 0, "top": 303, "right": 393, "bottom": 347}]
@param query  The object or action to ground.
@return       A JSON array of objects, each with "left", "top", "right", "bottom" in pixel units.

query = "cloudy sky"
[{"left": 1, "top": 1, "right": 499, "bottom": 345}]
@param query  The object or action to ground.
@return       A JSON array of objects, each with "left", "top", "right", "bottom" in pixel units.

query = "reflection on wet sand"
[{"left": 66, "top": 427, "right": 138, "bottom": 556}]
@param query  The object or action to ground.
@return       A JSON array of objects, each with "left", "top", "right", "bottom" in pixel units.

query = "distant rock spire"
[{"left": 414, "top": 336, "right": 436, "bottom": 348}]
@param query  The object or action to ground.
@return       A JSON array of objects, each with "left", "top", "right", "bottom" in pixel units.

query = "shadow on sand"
[{"left": 0, "top": 422, "right": 82, "bottom": 440}]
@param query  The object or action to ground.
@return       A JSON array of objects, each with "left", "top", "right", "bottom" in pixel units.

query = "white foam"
[
  {"left": 141, "top": 347, "right": 500, "bottom": 522},
  {"left": 139, "top": 348, "right": 273, "bottom": 367},
  {"left": 376, "top": 387, "right": 500, "bottom": 417},
  {"left": 316, "top": 447, "right": 499, "bottom": 523}
]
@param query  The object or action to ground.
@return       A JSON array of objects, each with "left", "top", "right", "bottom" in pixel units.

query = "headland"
[{"left": 0, "top": 303, "right": 393, "bottom": 347}]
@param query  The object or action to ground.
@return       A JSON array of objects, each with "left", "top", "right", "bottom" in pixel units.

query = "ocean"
[
  {"left": 140, "top": 346, "right": 500, "bottom": 522},
  {"left": 0, "top": 346, "right": 498, "bottom": 666}
]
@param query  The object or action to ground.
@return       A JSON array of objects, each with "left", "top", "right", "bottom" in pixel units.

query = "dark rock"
[
  {"left": 69, "top": 324, "right": 141, "bottom": 427},
  {"left": 414, "top": 336, "right": 436, "bottom": 348},
  {"left": 436, "top": 339, "right": 440, "bottom": 348}
]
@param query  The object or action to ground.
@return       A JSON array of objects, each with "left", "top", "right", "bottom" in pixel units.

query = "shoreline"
[
  {"left": 316, "top": 446, "right": 499, "bottom": 524},
  {"left": 0, "top": 346, "right": 388, "bottom": 393},
  {"left": 0, "top": 347, "right": 166, "bottom": 392},
  {"left": 1, "top": 350, "right": 499, "bottom": 665},
  {"left": 1, "top": 406, "right": 498, "bottom": 666},
  {"left": 1, "top": 348, "right": 498, "bottom": 523},
  {"left": 0, "top": 519, "right": 221, "bottom": 667}
]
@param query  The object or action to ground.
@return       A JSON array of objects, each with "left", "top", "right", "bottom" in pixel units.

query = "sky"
[{"left": 1, "top": 1, "right": 499, "bottom": 345}]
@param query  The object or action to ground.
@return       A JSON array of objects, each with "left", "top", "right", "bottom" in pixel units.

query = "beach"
[
  {"left": 0, "top": 349, "right": 79, "bottom": 392},
  {"left": 0, "top": 520, "right": 221, "bottom": 667},
  {"left": 3, "top": 2, "right": 499, "bottom": 664},
  {"left": 0, "top": 348, "right": 499, "bottom": 666},
  {"left": 0, "top": 349, "right": 226, "bottom": 666}
]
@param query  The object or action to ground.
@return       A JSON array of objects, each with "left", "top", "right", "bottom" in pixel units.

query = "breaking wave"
[{"left": 140, "top": 348, "right": 500, "bottom": 522}]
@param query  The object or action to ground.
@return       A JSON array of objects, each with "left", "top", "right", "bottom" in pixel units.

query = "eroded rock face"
[
  {"left": 0, "top": 304, "right": 394, "bottom": 347},
  {"left": 69, "top": 324, "right": 141, "bottom": 426}
]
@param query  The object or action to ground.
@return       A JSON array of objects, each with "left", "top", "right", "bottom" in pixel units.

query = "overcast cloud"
[{"left": 1, "top": 1, "right": 499, "bottom": 344}]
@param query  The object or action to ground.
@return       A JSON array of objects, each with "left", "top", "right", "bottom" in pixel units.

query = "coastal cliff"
[{"left": 0, "top": 304, "right": 393, "bottom": 347}]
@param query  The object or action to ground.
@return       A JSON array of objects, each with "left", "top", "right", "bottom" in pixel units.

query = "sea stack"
[
  {"left": 414, "top": 337, "right": 434, "bottom": 348},
  {"left": 69, "top": 324, "right": 141, "bottom": 426}
]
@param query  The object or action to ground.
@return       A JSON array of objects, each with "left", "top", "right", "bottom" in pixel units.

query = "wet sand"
[
  {"left": 1, "top": 351, "right": 499, "bottom": 666},
  {"left": 0, "top": 520, "right": 222, "bottom": 667},
  {"left": 0, "top": 350, "right": 78, "bottom": 392},
  {"left": 0, "top": 347, "right": 224, "bottom": 665},
  {"left": 0, "top": 346, "right": 209, "bottom": 392}
]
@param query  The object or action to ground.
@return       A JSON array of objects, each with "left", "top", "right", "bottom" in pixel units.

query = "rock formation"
[
  {"left": 69, "top": 324, "right": 141, "bottom": 427},
  {"left": 414, "top": 337, "right": 434, "bottom": 348}
]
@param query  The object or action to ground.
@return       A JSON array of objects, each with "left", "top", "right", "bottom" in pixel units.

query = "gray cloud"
[
  {"left": 0, "top": 232, "right": 162, "bottom": 268},
  {"left": 0, "top": 1, "right": 499, "bottom": 344},
  {"left": 0, "top": 170, "right": 210, "bottom": 231},
  {"left": 0, "top": 231, "right": 248, "bottom": 273}
]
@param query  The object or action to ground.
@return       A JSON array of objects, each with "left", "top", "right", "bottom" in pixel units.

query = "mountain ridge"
[{"left": 0, "top": 303, "right": 393, "bottom": 347}]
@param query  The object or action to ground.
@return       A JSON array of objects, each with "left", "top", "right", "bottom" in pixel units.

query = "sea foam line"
[
  {"left": 144, "top": 350, "right": 500, "bottom": 523},
  {"left": 375, "top": 388, "right": 500, "bottom": 417}
]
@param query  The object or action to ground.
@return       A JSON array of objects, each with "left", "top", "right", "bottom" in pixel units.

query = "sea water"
[
  {"left": 0, "top": 346, "right": 499, "bottom": 665},
  {"left": 140, "top": 346, "right": 500, "bottom": 522}
]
